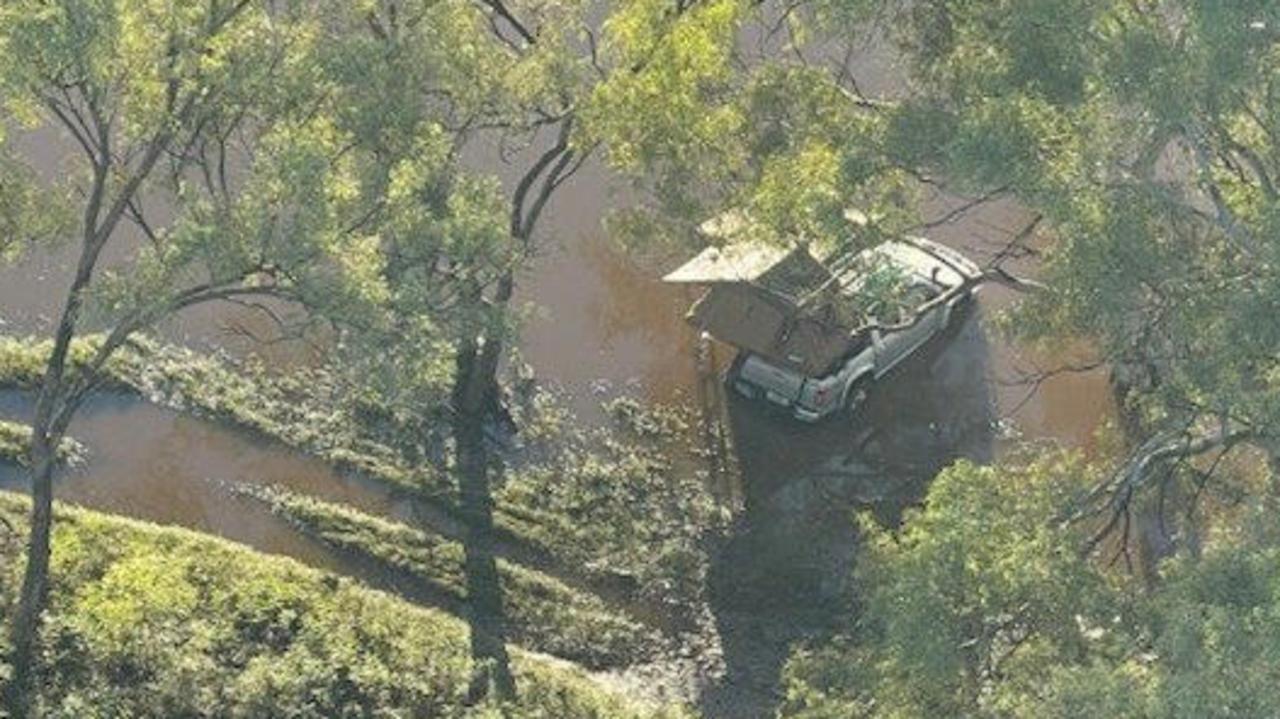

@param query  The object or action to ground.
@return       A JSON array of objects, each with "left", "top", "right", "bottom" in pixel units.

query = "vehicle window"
[{"left": 883, "top": 283, "right": 938, "bottom": 324}]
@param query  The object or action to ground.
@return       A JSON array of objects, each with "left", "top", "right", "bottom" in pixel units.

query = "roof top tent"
[{"left": 663, "top": 213, "right": 876, "bottom": 377}]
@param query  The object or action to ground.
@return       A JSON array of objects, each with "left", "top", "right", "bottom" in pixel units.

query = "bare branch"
[
  {"left": 999, "top": 359, "right": 1107, "bottom": 418},
  {"left": 585, "top": 27, "right": 608, "bottom": 81},
  {"left": 1183, "top": 123, "right": 1265, "bottom": 256},
  {"left": 987, "top": 214, "right": 1043, "bottom": 267},
  {"left": 522, "top": 145, "right": 581, "bottom": 241},
  {"left": 476, "top": 0, "right": 535, "bottom": 47},
  {"left": 43, "top": 90, "right": 100, "bottom": 168},
  {"left": 123, "top": 198, "right": 162, "bottom": 248},
  {"left": 511, "top": 116, "right": 574, "bottom": 241},
  {"left": 918, "top": 186, "right": 1011, "bottom": 230},
  {"left": 51, "top": 280, "right": 292, "bottom": 435},
  {"left": 1066, "top": 425, "right": 1255, "bottom": 556}
]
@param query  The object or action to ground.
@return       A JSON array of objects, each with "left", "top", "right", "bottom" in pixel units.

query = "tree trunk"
[
  {"left": 4, "top": 437, "right": 56, "bottom": 717},
  {"left": 1109, "top": 357, "right": 1176, "bottom": 578},
  {"left": 452, "top": 274, "right": 516, "bottom": 703},
  {"left": 1108, "top": 361, "right": 1150, "bottom": 447},
  {"left": 1263, "top": 440, "right": 1280, "bottom": 500},
  {"left": 5, "top": 240, "right": 92, "bottom": 716}
]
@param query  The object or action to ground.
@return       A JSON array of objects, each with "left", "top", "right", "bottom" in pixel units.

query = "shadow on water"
[{"left": 700, "top": 306, "right": 997, "bottom": 719}]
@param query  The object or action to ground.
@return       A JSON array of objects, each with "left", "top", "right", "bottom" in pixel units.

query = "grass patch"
[
  {"left": 499, "top": 394, "right": 730, "bottom": 611},
  {"left": 0, "top": 491, "right": 686, "bottom": 718},
  {"left": 0, "top": 420, "right": 87, "bottom": 469},
  {"left": 236, "top": 484, "right": 662, "bottom": 670}
]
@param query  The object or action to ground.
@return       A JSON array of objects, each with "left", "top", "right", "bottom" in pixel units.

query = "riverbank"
[
  {"left": 0, "top": 491, "right": 686, "bottom": 717},
  {"left": 234, "top": 483, "right": 663, "bottom": 669}
]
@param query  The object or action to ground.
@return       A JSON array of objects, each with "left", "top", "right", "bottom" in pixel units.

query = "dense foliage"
[
  {"left": 752, "top": 5, "right": 1280, "bottom": 711},
  {"left": 780, "top": 456, "right": 1280, "bottom": 718},
  {"left": 867, "top": 0, "right": 1280, "bottom": 516}
]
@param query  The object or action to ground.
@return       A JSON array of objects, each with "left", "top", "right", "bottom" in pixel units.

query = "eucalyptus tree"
[
  {"left": 699, "top": 0, "right": 1280, "bottom": 553},
  {"left": 316, "top": 0, "right": 904, "bottom": 699},
  {"left": 341, "top": 0, "right": 943, "bottom": 696},
  {"left": 767, "top": 2, "right": 1280, "bottom": 712},
  {"left": 0, "top": 0, "right": 483, "bottom": 709}
]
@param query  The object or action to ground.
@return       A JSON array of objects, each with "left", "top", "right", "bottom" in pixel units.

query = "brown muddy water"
[
  {"left": 0, "top": 162, "right": 1114, "bottom": 713},
  {"left": 0, "top": 391, "right": 423, "bottom": 575}
]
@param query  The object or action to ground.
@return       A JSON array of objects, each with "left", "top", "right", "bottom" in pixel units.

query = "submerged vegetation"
[
  {"left": 0, "top": 492, "right": 683, "bottom": 718},
  {"left": 0, "top": 422, "right": 85, "bottom": 470},
  {"left": 0, "top": 335, "right": 415, "bottom": 485}
]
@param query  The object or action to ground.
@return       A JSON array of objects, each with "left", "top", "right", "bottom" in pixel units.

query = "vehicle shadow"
[{"left": 698, "top": 305, "right": 997, "bottom": 719}]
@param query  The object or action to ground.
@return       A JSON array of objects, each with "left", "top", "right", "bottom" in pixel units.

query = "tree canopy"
[
  {"left": 879, "top": 0, "right": 1280, "bottom": 499},
  {"left": 781, "top": 456, "right": 1280, "bottom": 718}
]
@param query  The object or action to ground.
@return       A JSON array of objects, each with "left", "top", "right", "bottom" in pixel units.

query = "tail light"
[{"left": 813, "top": 385, "right": 833, "bottom": 406}]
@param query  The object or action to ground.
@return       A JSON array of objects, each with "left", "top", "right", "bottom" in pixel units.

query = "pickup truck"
[{"left": 727, "top": 237, "right": 982, "bottom": 422}]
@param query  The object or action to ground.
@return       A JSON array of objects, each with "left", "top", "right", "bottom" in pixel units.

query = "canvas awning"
[
  {"left": 661, "top": 242, "right": 793, "bottom": 284},
  {"left": 663, "top": 240, "right": 861, "bottom": 374}
]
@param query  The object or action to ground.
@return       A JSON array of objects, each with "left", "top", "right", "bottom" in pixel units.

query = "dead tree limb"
[{"left": 1064, "top": 425, "right": 1255, "bottom": 557}]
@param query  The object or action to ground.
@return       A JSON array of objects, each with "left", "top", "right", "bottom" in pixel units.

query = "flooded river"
[
  {"left": 0, "top": 127, "right": 1113, "bottom": 574},
  {"left": 0, "top": 178, "right": 1113, "bottom": 545},
  {"left": 0, "top": 20, "right": 1129, "bottom": 719}
]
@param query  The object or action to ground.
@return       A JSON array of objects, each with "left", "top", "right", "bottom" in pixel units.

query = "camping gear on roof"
[{"left": 663, "top": 242, "right": 873, "bottom": 376}]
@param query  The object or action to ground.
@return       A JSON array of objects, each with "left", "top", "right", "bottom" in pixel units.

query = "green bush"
[{"left": 778, "top": 456, "right": 1280, "bottom": 719}]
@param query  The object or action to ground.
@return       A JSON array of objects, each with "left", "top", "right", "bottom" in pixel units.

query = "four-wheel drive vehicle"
[{"left": 664, "top": 234, "right": 981, "bottom": 422}]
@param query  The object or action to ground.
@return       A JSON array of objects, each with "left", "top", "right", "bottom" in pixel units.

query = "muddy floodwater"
[
  {"left": 0, "top": 181, "right": 1115, "bottom": 714},
  {"left": 521, "top": 190, "right": 1115, "bottom": 448},
  {"left": 0, "top": 391, "right": 429, "bottom": 573},
  {"left": 0, "top": 148, "right": 1115, "bottom": 562},
  {"left": 0, "top": 116, "right": 1117, "bottom": 719}
]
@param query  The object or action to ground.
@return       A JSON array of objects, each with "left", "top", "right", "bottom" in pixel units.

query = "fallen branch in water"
[{"left": 1061, "top": 423, "right": 1256, "bottom": 558}]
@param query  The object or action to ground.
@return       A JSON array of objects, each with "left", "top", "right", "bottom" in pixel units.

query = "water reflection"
[{"left": 727, "top": 304, "right": 995, "bottom": 515}]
